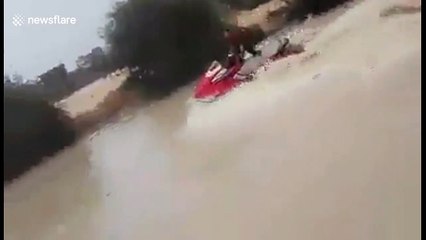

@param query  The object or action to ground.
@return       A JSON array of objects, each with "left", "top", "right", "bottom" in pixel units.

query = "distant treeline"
[{"left": 5, "top": 71, "right": 109, "bottom": 104}]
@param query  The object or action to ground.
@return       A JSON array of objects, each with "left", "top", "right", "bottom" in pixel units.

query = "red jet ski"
[
  {"left": 193, "top": 59, "right": 247, "bottom": 102},
  {"left": 193, "top": 38, "right": 303, "bottom": 103}
]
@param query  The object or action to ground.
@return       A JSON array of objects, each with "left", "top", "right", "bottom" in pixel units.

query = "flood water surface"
[{"left": 4, "top": 1, "right": 421, "bottom": 239}]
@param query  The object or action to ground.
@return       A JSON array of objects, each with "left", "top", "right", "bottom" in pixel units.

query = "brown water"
[{"left": 4, "top": 1, "right": 421, "bottom": 239}]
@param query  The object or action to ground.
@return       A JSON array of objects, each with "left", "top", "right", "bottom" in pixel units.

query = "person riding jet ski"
[
  {"left": 224, "top": 27, "right": 260, "bottom": 58},
  {"left": 224, "top": 25, "right": 266, "bottom": 68}
]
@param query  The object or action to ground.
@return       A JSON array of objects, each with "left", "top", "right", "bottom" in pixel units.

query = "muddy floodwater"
[{"left": 4, "top": 1, "right": 421, "bottom": 239}]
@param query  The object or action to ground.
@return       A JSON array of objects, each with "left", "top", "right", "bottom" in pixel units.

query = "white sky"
[{"left": 4, "top": 0, "right": 118, "bottom": 79}]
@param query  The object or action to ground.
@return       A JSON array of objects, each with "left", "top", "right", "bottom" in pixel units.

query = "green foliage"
[
  {"left": 101, "top": 0, "right": 229, "bottom": 95},
  {"left": 4, "top": 89, "right": 77, "bottom": 183}
]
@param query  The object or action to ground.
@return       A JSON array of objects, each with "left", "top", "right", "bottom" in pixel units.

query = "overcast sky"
[{"left": 4, "top": 0, "right": 118, "bottom": 79}]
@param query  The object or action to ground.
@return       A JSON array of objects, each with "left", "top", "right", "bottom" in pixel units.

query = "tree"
[
  {"left": 12, "top": 73, "right": 24, "bottom": 85},
  {"left": 38, "top": 63, "right": 74, "bottom": 99},
  {"left": 4, "top": 74, "right": 12, "bottom": 83},
  {"left": 101, "top": 0, "right": 228, "bottom": 95}
]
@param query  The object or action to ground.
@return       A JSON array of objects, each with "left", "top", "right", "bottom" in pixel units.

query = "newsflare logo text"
[{"left": 12, "top": 14, "right": 77, "bottom": 27}]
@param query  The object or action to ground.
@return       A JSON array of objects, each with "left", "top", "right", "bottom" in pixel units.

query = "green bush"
[
  {"left": 4, "top": 89, "right": 77, "bottom": 183},
  {"left": 103, "top": 0, "right": 229, "bottom": 95}
]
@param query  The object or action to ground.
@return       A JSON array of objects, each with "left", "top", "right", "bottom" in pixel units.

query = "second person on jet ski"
[{"left": 222, "top": 25, "right": 265, "bottom": 68}]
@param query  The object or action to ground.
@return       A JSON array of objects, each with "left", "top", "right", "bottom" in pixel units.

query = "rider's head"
[{"left": 224, "top": 27, "right": 232, "bottom": 37}]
